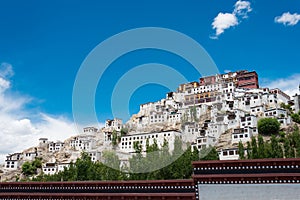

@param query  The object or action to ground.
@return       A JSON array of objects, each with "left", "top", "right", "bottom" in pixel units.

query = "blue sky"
[{"left": 0, "top": 0, "right": 300, "bottom": 157}]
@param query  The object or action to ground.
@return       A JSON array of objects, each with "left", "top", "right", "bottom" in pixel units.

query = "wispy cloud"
[
  {"left": 275, "top": 12, "right": 300, "bottom": 26},
  {"left": 233, "top": 0, "right": 252, "bottom": 18},
  {"left": 210, "top": 0, "right": 252, "bottom": 39},
  {"left": 0, "top": 63, "right": 77, "bottom": 163},
  {"left": 261, "top": 73, "right": 300, "bottom": 97}
]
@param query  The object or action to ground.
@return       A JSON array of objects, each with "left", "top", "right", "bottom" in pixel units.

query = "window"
[
  {"left": 223, "top": 151, "right": 228, "bottom": 156},
  {"left": 234, "top": 135, "right": 238, "bottom": 139},
  {"left": 229, "top": 150, "right": 234, "bottom": 155}
]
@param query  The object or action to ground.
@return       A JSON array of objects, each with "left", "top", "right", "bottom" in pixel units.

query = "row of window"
[
  {"left": 43, "top": 168, "right": 56, "bottom": 171},
  {"left": 121, "top": 133, "right": 171, "bottom": 142},
  {"left": 233, "top": 134, "right": 249, "bottom": 139}
]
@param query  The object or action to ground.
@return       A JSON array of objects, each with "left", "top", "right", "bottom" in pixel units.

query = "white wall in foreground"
[{"left": 199, "top": 184, "right": 300, "bottom": 200}]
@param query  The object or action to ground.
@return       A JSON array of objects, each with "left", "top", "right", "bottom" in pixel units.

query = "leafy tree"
[
  {"left": 270, "top": 135, "right": 283, "bottom": 158},
  {"left": 133, "top": 141, "right": 142, "bottom": 153},
  {"left": 257, "top": 135, "right": 265, "bottom": 158},
  {"left": 291, "top": 112, "right": 300, "bottom": 124},
  {"left": 246, "top": 141, "right": 252, "bottom": 159},
  {"left": 251, "top": 137, "right": 259, "bottom": 159},
  {"left": 283, "top": 137, "right": 294, "bottom": 158},
  {"left": 238, "top": 141, "right": 245, "bottom": 159},
  {"left": 190, "top": 106, "right": 198, "bottom": 122},
  {"left": 258, "top": 118, "right": 281, "bottom": 136},
  {"left": 102, "top": 150, "right": 121, "bottom": 180},
  {"left": 22, "top": 161, "right": 35, "bottom": 176},
  {"left": 22, "top": 158, "right": 42, "bottom": 177},
  {"left": 199, "top": 146, "right": 219, "bottom": 160},
  {"left": 75, "top": 152, "right": 93, "bottom": 181},
  {"left": 120, "top": 127, "right": 128, "bottom": 136},
  {"left": 111, "top": 130, "right": 118, "bottom": 146},
  {"left": 280, "top": 103, "right": 292, "bottom": 112}
]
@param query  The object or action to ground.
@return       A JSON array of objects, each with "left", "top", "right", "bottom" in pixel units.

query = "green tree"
[
  {"left": 102, "top": 150, "right": 121, "bottom": 180},
  {"left": 291, "top": 112, "right": 300, "bottom": 124},
  {"left": 246, "top": 141, "right": 252, "bottom": 159},
  {"left": 283, "top": 137, "right": 294, "bottom": 158},
  {"left": 258, "top": 118, "right": 281, "bottom": 136},
  {"left": 257, "top": 135, "right": 265, "bottom": 158},
  {"left": 22, "top": 158, "right": 42, "bottom": 177},
  {"left": 238, "top": 141, "right": 245, "bottom": 159},
  {"left": 75, "top": 152, "right": 93, "bottom": 181},
  {"left": 120, "top": 127, "right": 128, "bottom": 136},
  {"left": 190, "top": 106, "right": 198, "bottom": 122},
  {"left": 22, "top": 161, "right": 35, "bottom": 176},
  {"left": 200, "top": 146, "right": 219, "bottom": 160},
  {"left": 280, "top": 103, "right": 292, "bottom": 112},
  {"left": 251, "top": 137, "right": 259, "bottom": 159},
  {"left": 270, "top": 135, "right": 283, "bottom": 158},
  {"left": 111, "top": 130, "right": 118, "bottom": 146}
]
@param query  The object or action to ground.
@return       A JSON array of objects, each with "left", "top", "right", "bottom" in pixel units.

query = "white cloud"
[
  {"left": 275, "top": 12, "right": 300, "bottom": 26},
  {"left": 210, "top": 0, "right": 252, "bottom": 39},
  {"left": 0, "top": 63, "right": 77, "bottom": 163},
  {"left": 261, "top": 74, "right": 300, "bottom": 97},
  {"left": 211, "top": 13, "right": 238, "bottom": 38},
  {"left": 233, "top": 0, "right": 252, "bottom": 18}
]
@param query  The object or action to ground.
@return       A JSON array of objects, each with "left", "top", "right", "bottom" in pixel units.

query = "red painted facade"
[{"left": 237, "top": 70, "right": 259, "bottom": 89}]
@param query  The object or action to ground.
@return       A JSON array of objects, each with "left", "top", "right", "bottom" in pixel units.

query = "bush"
[
  {"left": 258, "top": 118, "right": 280, "bottom": 136},
  {"left": 291, "top": 113, "right": 300, "bottom": 124}
]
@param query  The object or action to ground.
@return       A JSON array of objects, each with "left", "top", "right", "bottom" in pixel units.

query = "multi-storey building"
[
  {"left": 4, "top": 153, "right": 22, "bottom": 170},
  {"left": 70, "top": 135, "right": 96, "bottom": 151},
  {"left": 119, "top": 131, "right": 182, "bottom": 153},
  {"left": 103, "top": 118, "right": 123, "bottom": 141},
  {"left": 48, "top": 141, "right": 64, "bottom": 152}
]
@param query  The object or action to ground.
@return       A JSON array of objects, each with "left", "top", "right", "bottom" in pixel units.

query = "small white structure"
[
  {"left": 264, "top": 108, "right": 287, "bottom": 118},
  {"left": 48, "top": 141, "right": 64, "bottom": 152},
  {"left": 120, "top": 131, "right": 182, "bottom": 153},
  {"left": 57, "top": 162, "right": 71, "bottom": 172},
  {"left": 88, "top": 151, "right": 101, "bottom": 162},
  {"left": 231, "top": 128, "right": 256, "bottom": 144},
  {"left": 23, "top": 151, "right": 37, "bottom": 161},
  {"left": 194, "top": 135, "right": 216, "bottom": 150},
  {"left": 83, "top": 127, "right": 98, "bottom": 134},
  {"left": 5, "top": 153, "right": 22, "bottom": 170},
  {"left": 70, "top": 135, "right": 96, "bottom": 151},
  {"left": 264, "top": 108, "right": 291, "bottom": 126},
  {"left": 39, "top": 138, "right": 48, "bottom": 147},
  {"left": 240, "top": 115, "right": 257, "bottom": 128},
  {"left": 103, "top": 118, "right": 123, "bottom": 141},
  {"left": 105, "top": 118, "right": 122, "bottom": 132},
  {"left": 218, "top": 148, "right": 240, "bottom": 160},
  {"left": 42, "top": 163, "right": 57, "bottom": 175}
]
